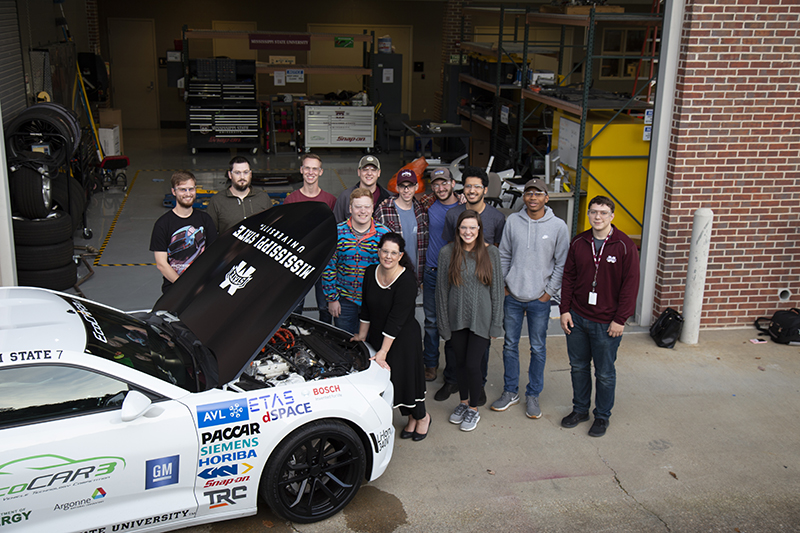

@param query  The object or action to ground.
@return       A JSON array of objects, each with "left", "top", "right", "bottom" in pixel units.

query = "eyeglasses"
[
  {"left": 231, "top": 170, "right": 252, "bottom": 177},
  {"left": 524, "top": 191, "right": 547, "bottom": 198},
  {"left": 463, "top": 184, "right": 484, "bottom": 190},
  {"left": 459, "top": 225, "right": 479, "bottom": 232},
  {"left": 301, "top": 166, "right": 322, "bottom": 173},
  {"left": 175, "top": 187, "right": 196, "bottom": 193},
  {"left": 398, "top": 183, "right": 415, "bottom": 190},
  {"left": 431, "top": 182, "right": 451, "bottom": 190},
  {"left": 588, "top": 209, "right": 612, "bottom": 217},
  {"left": 379, "top": 249, "right": 401, "bottom": 257}
]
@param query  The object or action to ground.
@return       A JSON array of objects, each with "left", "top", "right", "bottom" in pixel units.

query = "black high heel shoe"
[
  {"left": 412, "top": 414, "right": 432, "bottom": 442},
  {"left": 400, "top": 420, "right": 416, "bottom": 439}
]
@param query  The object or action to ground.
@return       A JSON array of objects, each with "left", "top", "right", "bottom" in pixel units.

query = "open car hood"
[{"left": 153, "top": 202, "right": 336, "bottom": 384}]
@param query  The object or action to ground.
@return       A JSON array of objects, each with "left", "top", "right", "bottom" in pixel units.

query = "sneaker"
[
  {"left": 491, "top": 391, "right": 520, "bottom": 411},
  {"left": 460, "top": 408, "right": 480, "bottom": 432},
  {"left": 561, "top": 410, "right": 590, "bottom": 428},
  {"left": 434, "top": 382, "right": 459, "bottom": 402},
  {"left": 525, "top": 395, "right": 542, "bottom": 419},
  {"left": 449, "top": 403, "right": 469, "bottom": 424},
  {"left": 588, "top": 418, "right": 608, "bottom": 437},
  {"left": 424, "top": 367, "right": 437, "bottom": 381}
]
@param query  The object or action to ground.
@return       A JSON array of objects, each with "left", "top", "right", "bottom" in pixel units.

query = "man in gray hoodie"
[{"left": 491, "top": 178, "right": 569, "bottom": 419}]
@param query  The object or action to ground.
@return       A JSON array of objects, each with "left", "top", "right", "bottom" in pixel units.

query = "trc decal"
[{"left": 205, "top": 486, "right": 247, "bottom": 509}]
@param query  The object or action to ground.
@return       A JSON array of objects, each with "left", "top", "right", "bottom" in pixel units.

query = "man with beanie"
[{"left": 491, "top": 179, "right": 569, "bottom": 419}]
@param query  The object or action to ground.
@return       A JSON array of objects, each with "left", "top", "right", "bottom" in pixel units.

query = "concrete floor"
[{"left": 73, "top": 130, "right": 800, "bottom": 532}]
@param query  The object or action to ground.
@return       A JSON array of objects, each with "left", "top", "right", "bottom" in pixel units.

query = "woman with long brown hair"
[{"left": 436, "top": 210, "right": 503, "bottom": 431}]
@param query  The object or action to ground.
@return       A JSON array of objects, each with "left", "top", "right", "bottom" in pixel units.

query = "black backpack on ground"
[
  {"left": 650, "top": 308, "right": 683, "bottom": 349},
  {"left": 754, "top": 308, "right": 800, "bottom": 344}
]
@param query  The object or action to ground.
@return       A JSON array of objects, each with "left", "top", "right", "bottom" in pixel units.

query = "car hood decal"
[{"left": 153, "top": 202, "right": 336, "bottom": 384}]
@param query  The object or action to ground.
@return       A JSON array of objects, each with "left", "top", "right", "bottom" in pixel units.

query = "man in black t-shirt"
[{"left": 150, "top": 171, "right": 217, "bottom": 293}]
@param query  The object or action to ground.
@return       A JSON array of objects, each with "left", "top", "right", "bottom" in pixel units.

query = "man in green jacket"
[{"left": 207, "top": 156, "right": 273, "bottom": 233}]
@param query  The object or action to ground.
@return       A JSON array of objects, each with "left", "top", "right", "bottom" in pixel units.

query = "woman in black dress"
[{"left": 351, "top": 232, "right": 430, "bottom": 441}]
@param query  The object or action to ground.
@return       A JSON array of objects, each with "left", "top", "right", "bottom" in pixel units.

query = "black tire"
[
  {"left": 6, "top": 104, "right": 78, "bottom": 167},
  {"left": 15, "top": 240, "right": 74, "bottom": 271},
  {"left": 52, "top": 175, "right": 86, "bottom": 233},
  {"left": 17, "top": 262, "right": 77, "bottom": 291},
  {"left": 10, "top": 167, "right": 52, "bottom": 219},
  {"left": 261, "top": 420, "right": 366, "bottom": 523},
  {"left": 12, "top": 211, "right": 73, "bottom": 246}
]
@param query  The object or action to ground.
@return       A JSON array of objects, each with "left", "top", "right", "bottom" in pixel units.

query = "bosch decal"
[
  {"left": 145, "top": 455, "right": 179, "bottom": 490},
  {"left": 205, "top": 486, "right": 247, "bottom": 509},
  {"left": 197, "top": 400, "right": 249, "bottom": 428},
  {"left": 312, "top": 384, "right": 343, "bottom": 399},
  {"left": 198, "top": 449, "right": 257, "bottom": 467}
]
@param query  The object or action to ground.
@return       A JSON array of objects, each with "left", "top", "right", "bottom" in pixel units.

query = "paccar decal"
[
  {"left": 0, "top": 508, "right": 30, "bottom": 527},
  {"left": 53, "top": 487, "right": 106, "bottom": 511},
  {"left": 204, "top": 485, "right": 247, "bottom": 509},
  {"left": 0, "top": 455, "right": 125, "bottom": 498},
  {"left": 200, "top": 423, "right": 260, "bottom": 444},
  {"left": 145, "top": 455, "right": 179, "bottom": 490},
  {"left": 197, "top": 400, "right": 249, "bottom": 428},
  {"left": 0, "top": 350, "right": 62, "bottom": 362},
  {"left": 200, "top": 437, "right": 259, "bottom": 457},
  {"left": 198, "top": 449, "right": 257, "bottom": 467}
]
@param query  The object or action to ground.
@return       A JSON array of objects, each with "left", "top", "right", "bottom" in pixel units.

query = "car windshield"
[{"left": 63, "top": 296, "right": 199, "bottom": 391}]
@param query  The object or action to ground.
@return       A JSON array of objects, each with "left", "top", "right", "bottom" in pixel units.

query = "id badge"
[{"left": 588, "top": 291, "right": 598, "bottom": 306}]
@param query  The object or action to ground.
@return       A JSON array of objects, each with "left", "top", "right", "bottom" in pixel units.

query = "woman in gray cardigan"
[{"left": 436, "top": 210, "right": 504, "bottom": 432}]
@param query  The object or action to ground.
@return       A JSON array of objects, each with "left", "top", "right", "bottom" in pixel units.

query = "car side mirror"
[{"left": 121, "top": 390, "right": 152, "bottom": 422}]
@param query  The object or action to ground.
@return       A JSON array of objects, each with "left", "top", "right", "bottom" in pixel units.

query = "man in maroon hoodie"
[{"left": 559, "top": 195, "right": 640, "bottom": 437}]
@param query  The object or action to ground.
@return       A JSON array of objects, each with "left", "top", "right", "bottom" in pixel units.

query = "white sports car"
[{"left": 0, "top": 203, "right": 395, "bottom": 531}]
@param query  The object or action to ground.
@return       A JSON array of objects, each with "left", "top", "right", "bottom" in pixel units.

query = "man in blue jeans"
[
  {"left": 559, "top": 195, "right": 640, "bottom": 437},
  {"left": 491, "top": 179, "right": 569, "bottom": 418}
]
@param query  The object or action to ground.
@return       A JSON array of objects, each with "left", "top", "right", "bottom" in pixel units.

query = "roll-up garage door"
[{"left": 0, "top": 0, "right": 27, "bottom": 126}]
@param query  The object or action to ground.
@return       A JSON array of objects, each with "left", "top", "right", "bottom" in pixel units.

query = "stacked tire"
[{"left": 6, "top": 103, "right": 82, "bottom": 290}]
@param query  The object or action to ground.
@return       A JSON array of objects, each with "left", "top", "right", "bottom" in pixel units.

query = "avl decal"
[
  {"left": 197, "top": 400, "right": 249, "bottom": 428},
  {"left": 145, "top": 455, "right": 179, "bottom": 490}
]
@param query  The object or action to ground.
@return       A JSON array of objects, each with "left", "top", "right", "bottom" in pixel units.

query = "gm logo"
[
  {"left": 145, "top": 455, "right": 180, "bottom": 490},
  {"left": 197, "top": 400, "right": 250, "bottom": 428}
]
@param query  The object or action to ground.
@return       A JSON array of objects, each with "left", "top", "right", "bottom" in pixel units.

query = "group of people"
[{"left": 149, "top": 152, "right": 640, "bottom": 440}]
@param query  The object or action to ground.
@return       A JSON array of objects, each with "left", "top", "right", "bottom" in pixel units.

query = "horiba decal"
[{"left": 0, "top": 455, "right": 126, "bottom": 500}]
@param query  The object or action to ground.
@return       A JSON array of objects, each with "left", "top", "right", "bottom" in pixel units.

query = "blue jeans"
[
  {"left": 334, "top": 298, "right": 360, "bottom": 335},
  {"left": 565, "top": 310, "right": 623, "bottom": 420},
  {"left": 294, "top": 279, "right": 332, "bottom": 324},
  {"left": 502, "top": 295, "right": 551, "bottom": 397}
]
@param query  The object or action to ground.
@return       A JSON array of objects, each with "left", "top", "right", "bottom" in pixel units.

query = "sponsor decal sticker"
[
  {"left": 0, "top": 455, "right": 125, "bottom": 499},
  {"left": 371, "top": 428, "right": 392, "bottom": 454},
  {"left": 204, "top": 486, "right": 247, "bottom": 509},
  {"left": 311, "top": 384, "right": 343, "bottom": 399},
  {"left": 53, "top": 487, "right": 107, "bottom": 511},
  {"left": 197, "top": 400, "right": 249, "bottom": 428},
  {"left": 248, "top": 390, "right": 312, "bottom": 423},
  {"left": 145, "top": 455, "right": 179, "bottom": 490},
  {"left": 199, "top": 437, "right": 259, "bottom": 458},
  {"left": 0, "top": 508, "right": 30, "bottom": 527},
  {"left": 201, "top": 423, "right": 260, "bottom": 445},
  {"left": 198, "top": 449, "right": 257, "bottom": 467}
]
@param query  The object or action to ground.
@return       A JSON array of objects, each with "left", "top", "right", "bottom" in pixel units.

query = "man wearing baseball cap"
[
  {"left": 333, "top": 155, "right": 393, "bottom": 223},
  {"left": 491, "top": 178, "right": 569, "bottom": 419},
  {"left": 419, "top": 167, "right": 461, "bottom": 382},
  {"left": 374, "top": 169, "right": 429, "bottom": 286}
]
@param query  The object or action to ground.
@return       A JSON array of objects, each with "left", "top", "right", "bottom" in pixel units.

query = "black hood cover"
[{"left": 153, "top": 202, "right": 337, "bottom": 384}]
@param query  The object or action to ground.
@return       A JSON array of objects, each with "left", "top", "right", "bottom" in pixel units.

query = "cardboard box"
[
  {"left": 98, "top": 108, "right": 124, "bottom": 154},
  {"left": 99, "top": 126, "right": 120, "bottom": 156}
]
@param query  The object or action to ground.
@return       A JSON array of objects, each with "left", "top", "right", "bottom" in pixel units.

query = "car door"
[{"left": 0, "top": 363, "right": 199, "bottom": 532}]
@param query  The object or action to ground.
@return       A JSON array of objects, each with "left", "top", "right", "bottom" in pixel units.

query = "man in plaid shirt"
[{"left": 374, "top": 169, "right": 429, "bottom": 286}]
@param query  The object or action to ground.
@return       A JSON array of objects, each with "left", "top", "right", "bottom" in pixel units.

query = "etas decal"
[{"left": 197, "top": 400, "right": 249, "bottom": 428}]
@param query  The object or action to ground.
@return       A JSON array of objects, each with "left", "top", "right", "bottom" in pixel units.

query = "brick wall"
[
  {"left": 436, "top": 0, "right": 472, "bottom": 121},
  {"left": 86, "top": 0, "right": 100, "bottom": 55},
  {"left": 654, "top": 0, "right": 800, "bottom": 327}
]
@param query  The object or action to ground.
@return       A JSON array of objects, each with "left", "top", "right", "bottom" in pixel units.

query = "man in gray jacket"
[{"left": 491, "top": 178, "right": 569, "bottom": 418}]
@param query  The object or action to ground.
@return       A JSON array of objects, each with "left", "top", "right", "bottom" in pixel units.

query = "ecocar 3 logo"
[{"left": 0, "top": 454, "right": 125, "bottom": 498}]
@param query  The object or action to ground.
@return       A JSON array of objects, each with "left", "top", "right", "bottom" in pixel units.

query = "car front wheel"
[{"left": 261, "top": 420, "right": 366, "bottom": 523}]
